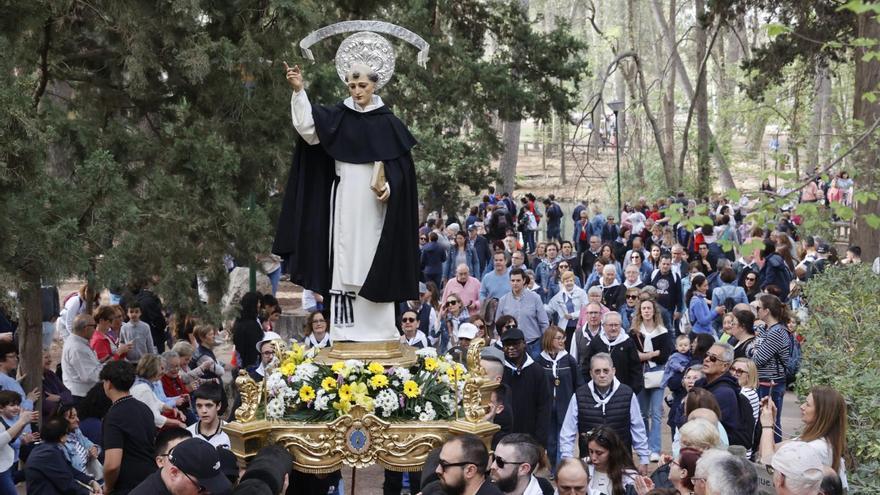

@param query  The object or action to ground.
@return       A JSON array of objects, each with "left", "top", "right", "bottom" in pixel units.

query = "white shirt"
[
  {"left": 522, "top": 475, "right": 544, "bottom": 495},
  {"left": 61, "top": 334, "right": 103, "bottom": 397},
  {"left": 130, "top": 380, "right": 169, "bottom": 428},
  {"left": 188, "top": 420, "right": 231, "bottom": 449}
]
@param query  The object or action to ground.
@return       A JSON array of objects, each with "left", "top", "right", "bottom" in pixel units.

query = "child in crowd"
[
  {"left": 0, "top": 391, "right": 37, "bottom": 484},
  {"left": 120, "top": 301, "right": 156, "bottom": 364},
  {"left": 187, "top": 383, "right": 230, "bottom": 449},
  {"left": 662, "top": 335, "right": 692, "bottom": 388}
]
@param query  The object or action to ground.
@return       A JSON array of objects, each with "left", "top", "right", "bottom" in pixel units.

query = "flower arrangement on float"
[{"left": 264, "top": 343, "right": 468, "bottom": 422}]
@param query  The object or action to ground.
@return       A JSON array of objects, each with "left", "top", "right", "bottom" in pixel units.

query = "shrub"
[{"left": 797, "top": 264, "right": 880, "bottom": 492}]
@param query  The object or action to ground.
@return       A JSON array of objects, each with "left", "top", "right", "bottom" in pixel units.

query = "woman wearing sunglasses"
[
  {"left": 437, "top": 294, "right": 469, "bottom": 353},
  {"left": 738, "top": 269, "right": 761, "bottom": 302}
]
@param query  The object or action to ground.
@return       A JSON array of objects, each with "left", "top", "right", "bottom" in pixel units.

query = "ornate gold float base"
[
  {"left": 224, "top": 406, "right": 499, "bottom": 474},
  {"left": 316, "top": 340, "right": 419, "bottom": 368}
]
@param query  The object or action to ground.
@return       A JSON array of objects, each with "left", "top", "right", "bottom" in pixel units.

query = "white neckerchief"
[
  {"left": 599, "top": 277, "right": 620, "bottom": 289},
  {"left": 599, "top": 331, "right": 629, "bottom": 347},
  {"left": 255, "top": 362, "right": 266, "bottom": 377},
  {"left": 639, "top": 324, "right": 668, "bottom": 368},
  {"left": 503, "top": 353, "right": 535, "bottom": 375},
  {"left": 307, "top": 333, "right": 332, "bottom": 349},
  {"left": 405, "top": 331, "right": 428, "bottom": 347},
  {"left": 540, "top": 350, "right": 569, "bottom": 380},
  {"left": 588, "top": 377, "right": 621, "bottom": 414},
  {"left": 623, "top": 278, "right": 642, "bottom": 289},
  {"left": 343, "top": 94, "right": 384, "bottom": 112}
]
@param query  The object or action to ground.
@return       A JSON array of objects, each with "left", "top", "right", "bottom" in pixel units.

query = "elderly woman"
[
  {"left": 171, "top": 341, "right": 208, "bottom": 388},
  {"left": 42, "top": 350, "right": 73, "bottom": 419},
  {"left": 130, "top": 354, "right": 186, "bottom": 429},
  {"left": 549, "top": 271, "right": 588, "bottom": 344},
  {"left": 160, "top": 351, "right": 194, "bottom": 424}
]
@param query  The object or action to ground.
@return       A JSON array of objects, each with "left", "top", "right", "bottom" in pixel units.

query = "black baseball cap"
[
  {"left": 500, "top": 327, "right": 525, "bottom": 343},
  {"left": 169, "top": 438, "right": 233, "bottom": 494}
]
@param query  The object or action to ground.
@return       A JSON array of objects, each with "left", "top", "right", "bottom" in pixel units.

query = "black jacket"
[
  {"left": 502, "top": 359, "right": 552, "bottom": 447},
  {"left": 585, "top": 335, "right": 644, "bottom": 394},
  {"left": 25, "top": 442, "right": 92, "bottom": 495}
]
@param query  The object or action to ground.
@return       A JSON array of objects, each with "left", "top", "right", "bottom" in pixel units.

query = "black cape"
[{"left": 272, "top": 100, "right": 420, "bottom": 303}]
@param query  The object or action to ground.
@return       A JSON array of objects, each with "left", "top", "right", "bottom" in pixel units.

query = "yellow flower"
[
  {"left": 370, "top": 374, "right": 389, "bottom": 389},
  {"left": 321, "top": 377, "right": 338, "bottom": 392},
  {"left": 331, "top": 362, "right": 347, "bottom": 374},
  {"left": 299, "top": 384, "right": 316, "bottom": 402},
  {"left": 333, "top": 399, "right": 352, "bottom": 415},
  {"left": 403, "top": 380, "right": 421, "bottom": 398},
  {"left": 368, "top": 362, "right": 385, "bottom": 375},
  {"left": 423, "top": 357, "right": 438, "bottom": 372},
  {"left": 338, "top": 384, "right": 353, "bottom": 401},
  {"left": 350, "top": 382, "right": 369, "bottom": 399},
  {"left": 280, "top": 362, "right": 297, "bottom": 377},
  {"left": 290, "top": 344, "right": 304, "bottom": 361}
]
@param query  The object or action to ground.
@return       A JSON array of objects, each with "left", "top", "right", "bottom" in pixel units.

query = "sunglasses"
[
  {"left": 401, "top": 317, "right": 417, "bottom": 323},
  {"left": 731, "top": 368, "right": 747, "bottom": 375},
  {"left": 446, "top": 300, "right": 458, "bottom": 306},
  {"left": 626, "top": 295, "right": 639, "bottom": 300},
  {"left": 492, "top": 455, "right": 526, "bottom": 469},
  {"left": 438, "top": 459, "right": 477, "bottom": 471},
  {"left": 705, "top": 353, "right": 728, "bottom": 363},
  {"left": 745, "top": 276, "right": 757, "bottom": 281}
]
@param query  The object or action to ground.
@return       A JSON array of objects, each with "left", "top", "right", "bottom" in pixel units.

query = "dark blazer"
[
  {"left": 420, "top": 241, "right": 447, "bottom": 276},
  {"left": 25, "top": 442, "right": 92, "bottom": 495}
]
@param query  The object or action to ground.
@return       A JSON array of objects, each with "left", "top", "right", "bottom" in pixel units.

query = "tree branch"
[{"left": 32, "top": 17, "right": 52, "bottom": 108}]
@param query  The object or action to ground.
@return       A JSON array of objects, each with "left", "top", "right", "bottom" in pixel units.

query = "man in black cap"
[
  {"left": 130, "top": 437, "right": 232, "bottom": 495},
  {"left": 499, "top": 328, "right": 551, "bottom": 448}
]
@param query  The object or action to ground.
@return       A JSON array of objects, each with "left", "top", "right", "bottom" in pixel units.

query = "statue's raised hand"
[{"left": 284, "top": 62, "right": 303, "bottom": 92}]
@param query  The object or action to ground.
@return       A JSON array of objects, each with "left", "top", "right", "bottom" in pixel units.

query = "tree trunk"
[
  {"left": 852, "top": 11, "right": 880, "bottom": 261},
  {"left": 651, "top": 0, "right": 736, "bottom": 191},
  {"left": 663, "top": 0, "right": 677, "bottom": 188},
  {"left": 747, "top": 114, "right": 769, "bottom": 153},
  {"left": 17, "top": 270, "right": 43, "bottom": 417},
  {"left": 498, "top": 0, "right": 530, "bottom": 195},
  {"left": 694, "top": 0, "right": 711, "bottom": 197},
  {"left": 806, "top": 66, "right": 829, "bottom": 170},
  {"left": 819, "top": 72, "right": 833, "bottom": 163},
  {"left": 499, "top": 120, "right": 521, "bottom": 194}
]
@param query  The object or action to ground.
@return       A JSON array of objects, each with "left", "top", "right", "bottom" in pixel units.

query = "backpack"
[{"left": 781, "top": 327, "right": 802, "bottom": 385}]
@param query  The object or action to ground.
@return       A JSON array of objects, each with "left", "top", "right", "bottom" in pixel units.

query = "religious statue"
[{"left": 273, "top": 22, "right": 430, "bottom": 342}]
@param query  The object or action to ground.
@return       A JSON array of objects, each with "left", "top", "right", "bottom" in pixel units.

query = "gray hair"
[
  {"left": 716, "top": 258, "right": 731, "bottom": 270},
  {"left": 72, "top": 314, "right": 93, "bottom": 336},
  {"left": 601, "top": 311, "right": 621, "bottom": 325},
  {"left": 590, "top": 352, "right": 614, "bottom": 370},
  {"left": 602, "top": 264, "right": 617, "bottom": 275},
  {"left": 587, "top": 286, "right": 602, "bottom": 296},
  {"left": 171, "top": 341, "right": 194, "bottom": 357},
  {"left": 160, "top": 351, "right": 180, "bottom": 367},
  {"left": 702, "top": 449, "right": 758, "bottom": 495},
  {"left": 711, "top": 342, "right": 735, "bottom": 363}
]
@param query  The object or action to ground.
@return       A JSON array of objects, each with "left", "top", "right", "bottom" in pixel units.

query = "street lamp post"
[{"left": 607, "top": 101, "right": 624, "bottom": 217}]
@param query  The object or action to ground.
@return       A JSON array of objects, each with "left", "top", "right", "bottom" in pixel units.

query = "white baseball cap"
[
  {"left": 456, "top": 323, "right": 479, "bottom": 340},
  {"left": 256, "top": 331, "right": 282, "bottom": 352}
]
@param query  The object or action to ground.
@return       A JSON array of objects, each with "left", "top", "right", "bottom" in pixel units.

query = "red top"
[{"left": 90, "top": 331, "right": 125, "bottom": 361}]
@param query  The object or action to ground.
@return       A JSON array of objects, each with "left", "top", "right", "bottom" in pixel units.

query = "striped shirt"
[{"left": 752, "top": 323, "right": 791, "bottom": 383}]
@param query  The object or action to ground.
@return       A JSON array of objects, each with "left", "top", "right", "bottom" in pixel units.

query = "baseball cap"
[
  {"left": 168, "top": 438, "right": 233, "bottom": 494},
  {"left": 771, "top": 441, "right": 824, "bottom": 487},
  {"left": 255, "top": 331, "right": 282, "bottom": 352},
  {"left": 500, "top": 327, "right": 525, "bottom": 343},
  {"left": 456, "top": 323, "right": 479, "bottom": 340},
  {"left": 816, "top": 243, "right": 830, "bottom": 254}
]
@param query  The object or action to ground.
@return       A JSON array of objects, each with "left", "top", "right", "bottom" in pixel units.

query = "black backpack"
[{"left": 728, "top": 386, "right": 757, "bottom": 450}]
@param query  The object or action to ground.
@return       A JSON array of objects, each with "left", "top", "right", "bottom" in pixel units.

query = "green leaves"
[
  {"left": 864, "top": 213, "right": 880, "bottom": 229},
  {"left": 838, "top": 0, "right": 880, "bottom": 15},
  {"left": 766, "top": 23, "right": 792, "bottom": 38}
]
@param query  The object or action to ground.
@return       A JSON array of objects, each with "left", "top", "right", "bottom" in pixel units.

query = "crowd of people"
[{"left": 0, "top": 185, "right": 865, "bottom": 495}]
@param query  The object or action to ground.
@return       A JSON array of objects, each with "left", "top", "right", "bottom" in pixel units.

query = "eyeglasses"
[
  {"left": 313, "top": 318, "right": 326, "bottom": 324},
  {"left": 765, "top": 464, "right": 775, "bottom": 476},
  {"left": 745, "top": 276, "right": 757, "bottom": 282},
  {"left": 475, "top": 323, "right": 486, "bottom": 329},
  {"left": 438, "top": 459, "right": 476, "bottom": 471},
  {"left": 626, "top": 295, "right": 639, "bottom": 300},
  {"left": 401, "top": 317, "right": 417, "bottom": 323},
  {"left": 261, "top": 350, "right": 276, "bottom": 357},
  {"left": 491, "top": 455, "right": 526, "bottom": 469},
  {"left": 731, "top": 368, "right": 747, "bottom": 375},
  {"left": 419, "top": 237, "right": 427, "bottom": 241},
  {"left": 705, "top": 353, "right": 728, "bottom": 364}
]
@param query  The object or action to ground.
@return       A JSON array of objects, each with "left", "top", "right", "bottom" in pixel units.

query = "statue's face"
[{"left": 346, "top": 63, "right": 376, "bottom": 107}]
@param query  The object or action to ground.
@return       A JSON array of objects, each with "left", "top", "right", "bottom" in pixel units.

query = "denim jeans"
[
  {"left": 526, "top": 339, "right": 543, "bottom": 361},
  {"left": 638, "top": 387, "right": 664, "bottom": 454},
  {"left": 0, "top": 468, "right": 15, "bottom": 495},
  {"left": 758, "top": 381, "right": 786, "bottom": 442},
  {"left": 523, "top": 230, "right": 536, "bottom": 253}
]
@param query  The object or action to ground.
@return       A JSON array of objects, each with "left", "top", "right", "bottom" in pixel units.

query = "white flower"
[
  {"left": 418, "top": 403, "right": 436, "bottom": 421},
  {"left": 393, "top": 368, "right": 412, "bottom": 382},
  {"left": 292, "top": 362, "right": 319, "bottom": 382},
  {"left": 314, "top": 390, "right": 330, "bottom": 411},
  {"left": 439, "top": 375, "right": 450, "bottom": 385},
  {"left": 344, "top": 359, "right": 365, "bottom": 370},
  {"left": 374, "top": 389, "right": 400, "bottom": 418},
  {"left": 415, "top": 348, "right": 438, "bottom": 358},
  {"left": 265, "top": 372, "right": 289, "bottom": 398},
  {"left": 414, "top": 405, "right": 422, "bottom": 413},
  {"left": 266, "top": 397, "right": 286, "bottom": 419}
]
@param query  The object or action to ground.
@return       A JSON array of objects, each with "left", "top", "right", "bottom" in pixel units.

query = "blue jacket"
[
  {"left": 572, "top": 219, "right": 591, "bottom": 243},
  {"left": 25, "top": 442, "right": 92, "bottom": 494},
  {"left": 711, "top": 283, "right": 748, "bottom": 310},
  {"left": 420, "top": 241, "right": 447, "bottom": 276},
  {"left": 688, "top": 293, "right": 719, "bottom": 334},
  {"left": 443, "top": 245, "right": 480, "bottom": 281},
  {"left": 759, "top": 253, "right": 792, "bottom": 301}
]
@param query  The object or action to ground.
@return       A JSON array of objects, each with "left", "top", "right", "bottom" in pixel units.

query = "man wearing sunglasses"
[
  {"left": 130, "top": 437, "right": 232, "bottom": 495},
  {"left": 489, "top": 434, "right": 546, "bottom": 495},
  {"left": 694, "top": 343, "right": 753, "bottom": 449},
  {"left": 435, "top": 434, "right": 502, "bottom": 495}
]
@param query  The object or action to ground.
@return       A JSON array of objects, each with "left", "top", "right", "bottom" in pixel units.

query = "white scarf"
[
  {"left": 503, "top": 353, "right": 535, "bottom": 375},
  {"left": 638, "top": 324, "right": 668, "bottom": 368},
  {"left": 405, "top": 331, "right": 428, "bottom": 348},
  {"left": 599, "top": 331, "right": 629, "bottom": 347},
  {"left": 588, "top": 377, "right": 621, "bottom": 414},
  {"left": 623, "top": 278, "right": 643, "bottom": 289},
  {"left": 307, "top": 333, "right": 332, "bottom": 349}
]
